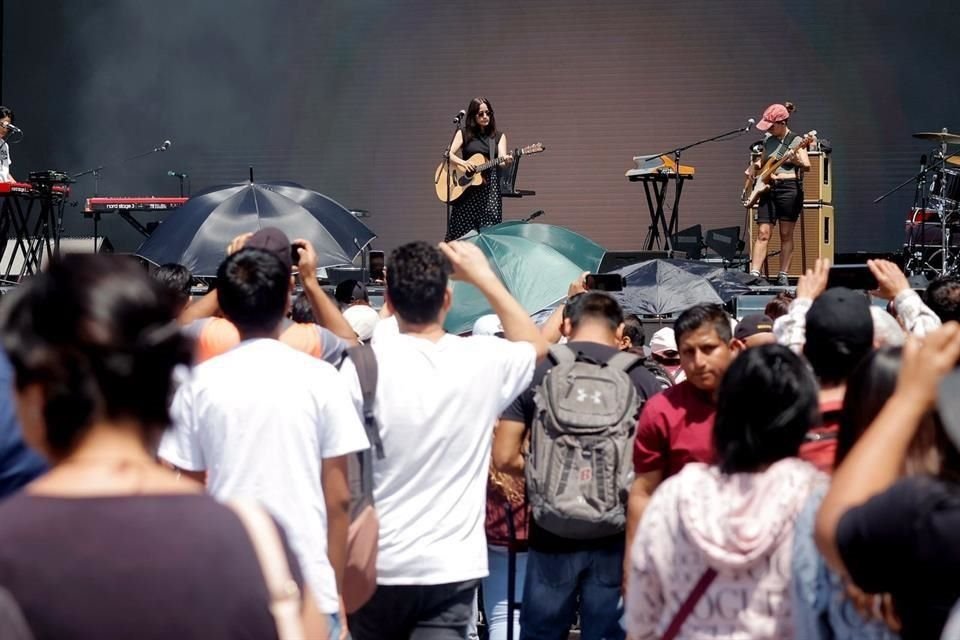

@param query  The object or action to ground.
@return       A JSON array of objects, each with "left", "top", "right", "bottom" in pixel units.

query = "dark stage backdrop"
[{"left": 4, "top": 0, "right": 959, "bottom": 257}]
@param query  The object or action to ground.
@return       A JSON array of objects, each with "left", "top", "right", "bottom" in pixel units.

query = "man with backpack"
[{"left": 493, "top": 292, "right": 662, "bottom": 640}]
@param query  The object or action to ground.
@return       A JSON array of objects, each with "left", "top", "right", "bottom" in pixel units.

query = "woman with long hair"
[
  {"left": 445, "top": 96, "right": 512, "bottom": 241},
  {"left": 0, "top": 254, "right": 326, "bottom": 639}
]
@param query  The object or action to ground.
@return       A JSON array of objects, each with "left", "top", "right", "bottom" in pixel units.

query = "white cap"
[
  {"left": 343, "top": 305, "right": 380, "bottom": 342},
  {"left": 649, "top": 327, "right": 678, "bottom": 355},
  {"left": 471, "top": 313, "right": 504, "bottom": 336}
]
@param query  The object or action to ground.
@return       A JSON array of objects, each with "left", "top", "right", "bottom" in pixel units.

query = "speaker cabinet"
[
  {"left": 802, "top": 151, "right": 832, "bottom": 204},
  {"left": 749, "top": 204, "right": 834, "bottom": 277}
]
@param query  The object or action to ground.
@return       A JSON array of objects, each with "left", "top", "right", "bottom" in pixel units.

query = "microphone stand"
[
  {"left": 646, "top": 124, "right": 750, "bottom": 249},
  {"left": 439, "top": 114, "right": 463, "bottom": 239},
  {"left": 71, "top": 141, "right": 173, "bottom": 251},
  {"left": 873, "top": 148, "right": 960, "bottom": 205}
]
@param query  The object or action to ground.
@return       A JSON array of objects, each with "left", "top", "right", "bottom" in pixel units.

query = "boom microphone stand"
[
  {"left": 647, "top": 120, "right": 753, "bottom": 245},
  {"left": 72, "top": 139, "right": 173, "bottom": 251}
]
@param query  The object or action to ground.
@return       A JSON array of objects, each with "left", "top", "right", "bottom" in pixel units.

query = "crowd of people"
[{"left": 1, "top": 227, "right": 960, "bottom": 640}]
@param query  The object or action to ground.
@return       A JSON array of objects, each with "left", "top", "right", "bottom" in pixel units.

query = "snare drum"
[{"left": 932, "top": 167, "right": 960, "bottom": 209}]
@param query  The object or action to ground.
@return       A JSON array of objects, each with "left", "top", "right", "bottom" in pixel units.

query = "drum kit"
[{"left": 903, "top": 130, "right": 960, "bottom": 278}]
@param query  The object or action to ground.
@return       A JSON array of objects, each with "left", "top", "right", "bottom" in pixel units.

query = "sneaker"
[{"left": 776, "top": 272, "right": 790, "bottom": 287}]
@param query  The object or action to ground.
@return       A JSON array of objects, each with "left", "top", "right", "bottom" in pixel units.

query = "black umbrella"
[
  {"left": 135, "top": 181, "right": 375, "bottom": 276},
  {"left": 663, "top": 259, "right": 759, "bottom": 302},
  {"left": 613, "top": 259, "right": 724, "bottom": 316}
]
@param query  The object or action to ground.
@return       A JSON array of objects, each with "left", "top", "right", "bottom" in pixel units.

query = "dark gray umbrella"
[
  {"left": 664, "top": 259, "right": 759, "bottom": 302},
  {"left": 135, "top": 181, "right": 375, "bottom": 276},
  {"left": 613, "top": 259, "right": 724, "bottom": 316}
]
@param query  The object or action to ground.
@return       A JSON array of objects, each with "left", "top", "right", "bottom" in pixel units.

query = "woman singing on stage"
[
  {"left": 445, "top": 97, "right": 512, "bottom": 241},
  {"left": 748, "top": 102, "right": 810, "bottom": 286}
]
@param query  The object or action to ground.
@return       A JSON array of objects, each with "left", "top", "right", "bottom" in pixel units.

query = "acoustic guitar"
[
  {"left": 434, "top": 142, "right": 544, "bottom": 203},
  {"left": 742, "top": 130, "right": 817, "bottom": 208}
]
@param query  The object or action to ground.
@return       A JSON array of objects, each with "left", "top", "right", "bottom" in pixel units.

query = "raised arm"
[
  {"left": 439, "top": 241, "right": 549, "bottom": 361},
  {"left": 815, "top": 323, "right": 960, "bottom": 574},
  {"left": 540, "top": 274, "right": 588, "bottom": 344},
  {"left": 295, "top": 238, "right": 359, "bottom": 345},
  {"left": 869, "top": 259, "right": 942, "bottom": 337}
]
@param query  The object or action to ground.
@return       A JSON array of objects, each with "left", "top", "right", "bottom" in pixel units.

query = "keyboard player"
[{"left": 0, "top": 106, "right": 18, "bottom": 183}]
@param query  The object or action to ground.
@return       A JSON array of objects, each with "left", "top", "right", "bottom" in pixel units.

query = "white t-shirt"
[
  {"left": 370, "top": 314, "right": 399, "bottom": 344},
  {"left": 159, "top": 339, "right": 369, "bottom": 613},
  {"left": 339, "top": 332, "right": 536, "bottom": 585}
]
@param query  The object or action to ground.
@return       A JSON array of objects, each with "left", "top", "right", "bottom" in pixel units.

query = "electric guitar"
[
  {"left": 742, "top": 130, "right": 817, "bottom": 208},
  {"left": 434, "top": 142, "right": 545, "bottom": 203}
]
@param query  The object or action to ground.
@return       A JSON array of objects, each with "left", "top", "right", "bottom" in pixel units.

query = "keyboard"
[
  {"left": 0, "top": 182, "right": 34, "bottom": 195},
  {"left": 625, "top": 154, "right": 696, "bottom": 180},
  {"left": 84, "top": 196, "right": 188, "bottom": 216}
]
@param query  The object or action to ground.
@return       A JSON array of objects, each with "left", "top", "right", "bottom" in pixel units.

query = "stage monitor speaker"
[
  {"left": 671, "top": 225, "right": 703, "bottom": 260},
  {"left": 705, "top": 226, "right": 743, "bottom": 260},
  {"left": 749, "top": 204, "right": 834, "bottom": 278},
  {"left": 802, "top": 151, "right": 832, "bottom": 204},
  {"left": 1, "top": 236, "right": 112, "bottom": 280},
  {"left": 599, "top": 250, "right": 687, "bottom": 273}
]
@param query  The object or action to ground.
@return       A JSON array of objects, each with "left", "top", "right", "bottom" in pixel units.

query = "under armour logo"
[{"left": 575, "top": 388, "right": 603, "bottom": 404}]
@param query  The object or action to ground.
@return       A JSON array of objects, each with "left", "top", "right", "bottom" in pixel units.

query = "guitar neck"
[
  {"left": 763, "top": 149, "right": 799, "bottom": 177},
  {"left": 763, "top": 133, "right": 815, "bottom": 177},
  {"left": 475, "top": 151, "right": 515, "bottom": 172}
]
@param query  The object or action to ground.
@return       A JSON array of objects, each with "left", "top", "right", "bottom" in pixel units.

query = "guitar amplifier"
[
  {"left": 802, "top": 151, "right": 832, "bottom": 204},
  {"left": 749, "top": 203, "right": 834, "bottom": 277}
]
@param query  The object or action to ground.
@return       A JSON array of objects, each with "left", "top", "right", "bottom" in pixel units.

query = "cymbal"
[
  {"left": 914, "top": 131, "right": 960, "bottom": 144},
  {"left": 948, "top": 156, "right": 960, "bottom": 167}
]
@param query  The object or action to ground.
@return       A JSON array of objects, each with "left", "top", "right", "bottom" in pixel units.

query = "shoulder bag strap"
[
  {"left": 229, "top": 501, "right": 306, "bottom": 640},
  {"left": 346, "top": 343, "right": 383, "bottom": 461},
  {"left": 660, "top": 567, "right": 717, "bottom": 640},
  {"left": 547, "top": 343, "right": 576, "bottom": 365}
]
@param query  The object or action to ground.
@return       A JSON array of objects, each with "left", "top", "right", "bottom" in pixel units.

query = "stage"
[{"left": 1, "top": 0, "right": 958, "bottom": 281}]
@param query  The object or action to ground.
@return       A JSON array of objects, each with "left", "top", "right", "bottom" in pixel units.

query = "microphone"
[
  {"left": 167, "top": 170, "right": 188, "bottom": 179},
  {"left": 453, "top": 110, "right": 466, "bottom": 124},
  {"left": 154, "top": 140, "right": 172, "bottom": 152},
  {"left": 1, "top": 122, "right": 22, "bottom": 134},
  {"left": 745, "top": 118, "right": 756, "bottom": 131}
]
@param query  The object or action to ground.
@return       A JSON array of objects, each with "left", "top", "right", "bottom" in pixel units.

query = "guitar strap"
[{"left": 487, "top": 135, "right": 498, "bottom": 162}]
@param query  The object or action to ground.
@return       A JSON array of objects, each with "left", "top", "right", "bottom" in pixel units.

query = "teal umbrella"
[{"left": 444, "top": 223, "right": 606, "bottom": 334}]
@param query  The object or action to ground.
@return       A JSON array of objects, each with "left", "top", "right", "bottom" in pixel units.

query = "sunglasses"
[{"left": 477, "top": 110, "right": 493, "bottom": 117}]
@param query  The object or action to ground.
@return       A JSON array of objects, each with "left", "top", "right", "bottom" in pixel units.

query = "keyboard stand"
[{"left": 630, "top": 173, "right": 692, "bottom": 251}]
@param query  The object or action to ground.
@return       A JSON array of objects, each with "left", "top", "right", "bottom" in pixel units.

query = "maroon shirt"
[
  {"left": 798, "top": 397, "right": 842, "bottom": 473},
  {"left": 633, "top": 380, "right": 717, "bottom": 478}
]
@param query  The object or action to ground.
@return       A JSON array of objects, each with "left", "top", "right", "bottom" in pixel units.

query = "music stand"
[{"left": 500, "top": 155, "right": 535, "bottom": 198}]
